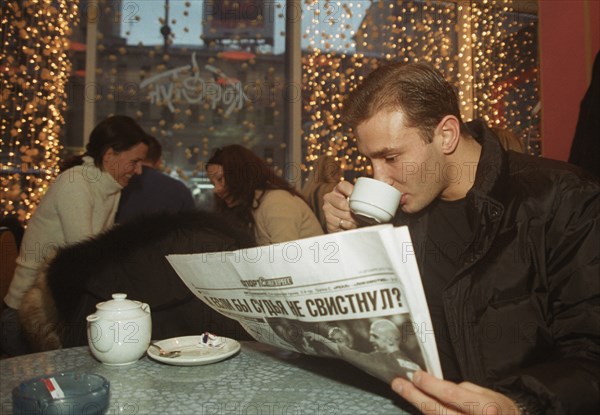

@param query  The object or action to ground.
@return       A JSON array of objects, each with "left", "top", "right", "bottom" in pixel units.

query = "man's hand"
[
  {"left": 322, "top": 181, "right": 358, "bottom": 233},
  {"left": 391, "top": 371, "right": 520, "bottom": 414},
  {"left": 304, "top": 331, "right": 339, "bottom": 353}
]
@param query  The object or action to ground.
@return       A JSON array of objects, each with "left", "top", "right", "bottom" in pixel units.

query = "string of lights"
[
  {"left": 2, "top": 0, "right": 539, "bottom": 222},
  {"left": 302, "top": 0, "right": 540, "bottom": 179},
  {"left": 1, "top": 0, "right": 79, "bottom": 223}
]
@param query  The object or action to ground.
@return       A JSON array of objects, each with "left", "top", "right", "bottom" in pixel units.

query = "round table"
[{"left": 0, "top": 342, "right": 414, "bottom": 414}]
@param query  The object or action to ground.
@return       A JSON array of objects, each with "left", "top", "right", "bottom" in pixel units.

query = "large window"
[
  {"left": 63, "top": 0, "right": 289, "bottom": 208},
  {"left": 301, "top": 0, "right": 540, "bottom": 184},
  {"left": 2, "top": 0, "right": 540, "bottom": 220}
]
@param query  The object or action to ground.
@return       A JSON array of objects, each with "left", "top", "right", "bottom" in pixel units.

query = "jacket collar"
[
  {"left": 394, "top": 119, "right": 509, "bottom": 272},
  {"left": 464, "top": 119, "right": 509, "bottom": 203},
  {"left": 457, "top": 120, "right": 507, "bottom": 272},
  {"left": 394, "top": 119, "right": 508, "bottom": 223}
]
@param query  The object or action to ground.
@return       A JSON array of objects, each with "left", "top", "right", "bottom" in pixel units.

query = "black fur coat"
[{"left": 20, "top": 210, "right": 256, "bottom": 350}]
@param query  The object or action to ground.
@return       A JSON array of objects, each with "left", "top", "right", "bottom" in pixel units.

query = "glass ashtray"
[{"left": 12, "top": 372, "right": 110, "bottom": 415}]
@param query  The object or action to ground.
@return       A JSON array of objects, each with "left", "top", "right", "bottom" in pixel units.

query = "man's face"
[
  {"left": 102, "top": 142, "right": 148, "bottom": 187},
  {"left": 369, "top": 330, "right": 387, "bottom": 352},
  {"left": 356, "top": 110, "right": 446, "bottom": 214},
  {"left": 369, "top": 325, "right": 389, "bottom": 352}
]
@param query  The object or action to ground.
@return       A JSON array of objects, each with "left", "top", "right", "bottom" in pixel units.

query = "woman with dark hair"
[
  {"left": 1, "top": 115, "right": 148, "bottom": 356},
  {"left": 206, "top": 145, "right": 323, "bottom": 245}
]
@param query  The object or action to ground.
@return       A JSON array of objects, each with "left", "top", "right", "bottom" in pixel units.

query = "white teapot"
[{"left": 86, "top": 293, "right": 152, "bottom": 365}]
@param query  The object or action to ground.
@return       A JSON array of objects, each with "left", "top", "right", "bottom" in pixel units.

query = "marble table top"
[{"left": 0, "top": 342, "right": 414, "bottom": 414}]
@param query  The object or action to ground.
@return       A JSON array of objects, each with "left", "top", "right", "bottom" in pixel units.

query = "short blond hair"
[{"left": 491, "top": 127, "right": 525, "bottom": 153}]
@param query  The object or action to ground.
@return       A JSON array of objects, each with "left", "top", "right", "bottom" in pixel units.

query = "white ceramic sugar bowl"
[{"left": 86, "top": 293, "right": 152, "bottom": 365}]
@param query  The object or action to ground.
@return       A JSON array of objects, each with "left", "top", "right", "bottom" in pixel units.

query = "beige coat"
[{"left": 253, "top": 190, "right": 323, "bottom": 245}]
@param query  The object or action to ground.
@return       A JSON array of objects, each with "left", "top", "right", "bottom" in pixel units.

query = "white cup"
[{"left": 349, "top": 177, "right": 402, "bottom": 224}]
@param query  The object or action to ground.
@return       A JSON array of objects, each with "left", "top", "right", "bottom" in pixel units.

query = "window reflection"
[{"left": 58, "top": 0, "right": 539, "bottom": 212}]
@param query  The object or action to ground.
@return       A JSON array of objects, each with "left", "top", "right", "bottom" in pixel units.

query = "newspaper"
[{"left": 166, "top": 224, "right": 442, "bottom": 383}]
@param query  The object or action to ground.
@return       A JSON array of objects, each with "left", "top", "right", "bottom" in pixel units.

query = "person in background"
[
  {"left": 301, "top": 155, "right": 343, "bottom": 232},
  {"left": 323, "top": 62, "right": 599, "bottom": 413},
  {"left": 327, "top": 326, "right": 353, "bottom": 348},
  {"left": 491, "top": 127, "right": 526, "bottom": 153},
  {"left": 569, "top": 50, "right": 600, "bottom": 178},
  {"left": 116, "top": 135, "right": 195, "bottom": 223},
  {"left": 206, "top": 145, "right": 323, "bottom": 245},
  {"left": 306, "top": 319, "right": 423, "bottom": 383},
  {"left": 0, "top": 115, "right": 149, "bottom": 356}
]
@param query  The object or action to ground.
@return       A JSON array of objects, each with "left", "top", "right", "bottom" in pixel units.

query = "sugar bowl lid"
[{"left": 96, "top": 293, "right": 141, "bottom": 311}]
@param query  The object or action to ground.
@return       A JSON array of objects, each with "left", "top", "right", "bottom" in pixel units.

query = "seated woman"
[
  {"left": 1, "top": 115, "right": 149, "bottom": 356},
  {"left": 206, "top": 145, "right": 323, "bottom": 245},
  {"left": 301, "top": 155, "right": 343, "bottom": 232}
]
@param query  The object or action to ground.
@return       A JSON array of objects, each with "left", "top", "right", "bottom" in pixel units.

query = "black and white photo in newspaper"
[{"left": 166, "top": 225, "right": 442, "bottom": 383}]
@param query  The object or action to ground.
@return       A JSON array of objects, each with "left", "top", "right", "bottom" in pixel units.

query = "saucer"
[{"left": 147, "top": 335, "right": 241, "bottom": 366}]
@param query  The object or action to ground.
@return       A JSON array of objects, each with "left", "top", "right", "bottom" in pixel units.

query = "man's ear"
[{"left": 437, "top": 115, "right": 461, "bottom": 155}]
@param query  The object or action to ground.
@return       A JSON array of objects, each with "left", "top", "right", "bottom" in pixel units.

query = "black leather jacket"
[{"left": 396, "top": 120, "right": 600, "bottom": 414}]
